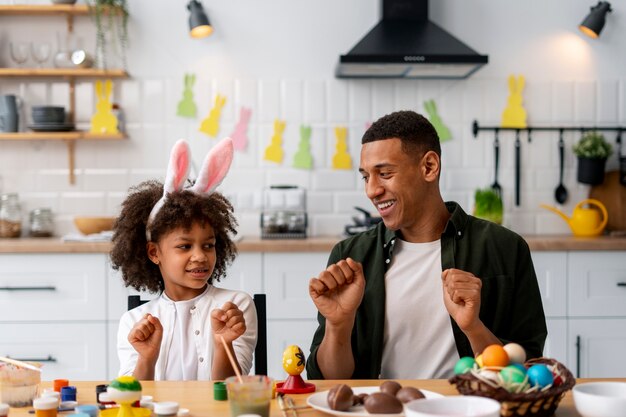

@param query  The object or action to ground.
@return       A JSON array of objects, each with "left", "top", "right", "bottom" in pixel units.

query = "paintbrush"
[
  {"left": 0, "top": 356, "right": 42, "bottom": 373},
  {"left": 219, "top": 335, "right": 243, "bottom": 383}
]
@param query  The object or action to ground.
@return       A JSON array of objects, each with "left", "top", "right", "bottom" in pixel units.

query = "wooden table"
[{"left": 8, "top": 379, "right": 625, "bottom": 417}]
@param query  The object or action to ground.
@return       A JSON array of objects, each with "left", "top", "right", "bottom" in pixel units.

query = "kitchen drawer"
[
  {"left": 263, "top": 253, "right": 327, "bottom": 320},
  {"left": 0, "top": 322, "right": 107, "bottom": 381},
  {"left": 0, "top": 254, "right": 107, "bottom": 322},
  {"left": 568, "top": 251, "right": 626, "bottom": 317},
  {"left": 544, "top": 318, "right": 567, "bottom": 368},
  {"left": 531, "top": 252, "right": 567, "bottom": 317}
]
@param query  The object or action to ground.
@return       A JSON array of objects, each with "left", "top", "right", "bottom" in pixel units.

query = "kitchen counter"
[{"left": 1, "top": 234, "right": 626, "bottom": 253}]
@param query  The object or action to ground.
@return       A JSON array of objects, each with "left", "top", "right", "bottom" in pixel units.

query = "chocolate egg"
[
  {"left": 352, "top": 393, "right": 369, "bottom": 405},
  {"left": 395, "top": 387, "right": 425, "bottom": 403},
  {"left": 327, "top": 384, "right": 354, "bottom": 411},
  {"left": 380, "top": 380, "right": 402, "bottom": 396},
  {"left": 364, "top": 392, "right": 403, "bottom": 414}
]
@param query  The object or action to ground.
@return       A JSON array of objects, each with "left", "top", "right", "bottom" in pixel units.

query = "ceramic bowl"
[
  {"left": 405, "top": 396, "right": 500, "bottom": 417},
  {"left": 573, "top": 382, "right": 626, "bottom": 417},
  {"left": 74, "top": 216, "right": 115, "bottom": 235}
]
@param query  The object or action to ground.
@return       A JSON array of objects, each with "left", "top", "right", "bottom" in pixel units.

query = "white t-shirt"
[
  {"left": 380, "top": 239, "right": 458, "bottom": 379},
  {"left": 117, "top": 285, "right": 257, "bottom": 380}
]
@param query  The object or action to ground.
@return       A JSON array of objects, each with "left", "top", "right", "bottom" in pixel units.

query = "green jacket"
[{"left": 306, "top": 202, "right": 547, "bottom": 379}]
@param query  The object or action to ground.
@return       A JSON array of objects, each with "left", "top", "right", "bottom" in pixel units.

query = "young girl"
[{"left": 110, "top": 138, "right": 257, "bottom": 381}]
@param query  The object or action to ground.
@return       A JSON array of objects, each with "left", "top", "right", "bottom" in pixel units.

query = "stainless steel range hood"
[{"left": 336, "top": 0, "right": 488, "bottom": 79}]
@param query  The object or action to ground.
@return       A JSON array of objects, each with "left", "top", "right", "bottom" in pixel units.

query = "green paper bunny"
[
  {"left": 293, "top": 125, "right": 313, "bottom": 169},
  {"left": 177, "top": 73, "right": 197, "bottom": 118},
  {"left": 424, "top": 99, "right": 452, "bottom": 142}
]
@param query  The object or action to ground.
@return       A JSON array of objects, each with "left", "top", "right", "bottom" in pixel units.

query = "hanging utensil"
[
  {"left": 515, "top": 130, "right": 521, "bottom": 206},
  {"left": 555, "top": 129, "right": 569, "bottom": 204},
  {"left": 491, "top": 129, "right": 502, "bottom": 197}
]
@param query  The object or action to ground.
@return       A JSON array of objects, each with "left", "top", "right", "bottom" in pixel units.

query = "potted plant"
[
  {"left": 87, "top": 0, "right": 129, "bottom": 70},
  {"left": 473, "top": 188, "right": 503, "bottom": 225},
  {"left": 573, "top": 131, "right": 613, "bottom": 185}
]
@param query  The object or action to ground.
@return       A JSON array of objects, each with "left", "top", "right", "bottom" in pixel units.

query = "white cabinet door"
[
  {"left": 0, "top": 323, "right": 107, "bottom": 381},
  {"left": 107, "top": 320, "right": 120, "bottom": 380},
  {"left": 107, "top": 262, "right": 158, "bottom": 321},
  {"left": 263, "top": 253, "right": 327, "bottom": 320},
  {"left": 544, "top": 318, "right": 567, "bottom": 368},
  {"left": 267, "top": 320, "right": 319, "bottom": 380},
  {"left": 568, "top": 318, "right": 626, "bottom": 378},
  {"left": 214, "top": 253, "right": 263, "bottom": 294},
  {"left": 0, "top": 254, "right": 107, "bottom": 322},
  {"left": 531, "top": 252, "right": 567, "bottom": 317},
  {"left": 568, "top": 251, "right": 626, "bottom": 317}
]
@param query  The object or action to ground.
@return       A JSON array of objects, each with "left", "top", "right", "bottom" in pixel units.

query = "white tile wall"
[{"left": 2, "top": 77, "right": 624, "bottom": 238}]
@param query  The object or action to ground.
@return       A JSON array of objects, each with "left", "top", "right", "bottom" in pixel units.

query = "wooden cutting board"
[{"left": 589, "top": 171, "right": 626, "bottom": 231}]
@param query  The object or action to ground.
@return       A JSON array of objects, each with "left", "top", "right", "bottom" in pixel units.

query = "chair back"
[
  {"left": 126, "top": 293, "right": 268, "bottom": 376},
  {"left": 252, "top": 294, "right": 267, "bottom": 376}
]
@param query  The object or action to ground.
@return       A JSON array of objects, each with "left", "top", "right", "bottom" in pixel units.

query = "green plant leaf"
[{"left": 573, "top": 131, "right": 613, "bottom": 159}]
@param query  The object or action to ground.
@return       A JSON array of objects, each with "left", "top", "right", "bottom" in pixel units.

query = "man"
[{"left": 307, "top": 110, "right": 546, "bottom": 379}]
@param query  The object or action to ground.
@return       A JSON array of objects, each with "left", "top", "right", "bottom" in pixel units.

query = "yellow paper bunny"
[
  {"left": 332, "top": 126, "right": 352, "bottom": 170},
  {"left": 264, "top": 119, "right": 286, "bottom": 164},
  {"left": 199, "top": 94, "right": 226, "bottom": 137},
  {"left": 90, "top": 79, "right": 118, "bottom": 134},
  {"left": 501, "top": 75, "right": 528, "bottom": 128}
]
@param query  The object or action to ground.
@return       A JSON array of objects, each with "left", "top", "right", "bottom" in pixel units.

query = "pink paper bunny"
[{"left": 230, "top": 107, "right": 252, "bottom": 151}]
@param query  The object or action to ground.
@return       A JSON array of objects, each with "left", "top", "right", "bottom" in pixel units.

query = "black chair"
[{"left": 127, "top": 293, "right": 267, "bottom": 375}]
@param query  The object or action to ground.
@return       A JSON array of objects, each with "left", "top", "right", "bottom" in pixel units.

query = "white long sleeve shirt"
[{"left": 117, "top": 285, "right": 257, "bottom": 380}]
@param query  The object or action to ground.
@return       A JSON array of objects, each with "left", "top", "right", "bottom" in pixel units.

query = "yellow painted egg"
[
  {"left": 282, "top": 345, "right": 306, "bottom": 376},
  {"left": 475, "top": 354, "right": 484, "bottom": 368}
]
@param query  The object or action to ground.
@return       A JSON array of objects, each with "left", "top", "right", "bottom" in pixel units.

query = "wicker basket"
[{"left": 449, "top": 358, "right": 575, "bottom": 417}]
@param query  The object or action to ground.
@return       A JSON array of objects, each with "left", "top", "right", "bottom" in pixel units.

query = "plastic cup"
[{"left": 225, "top": 376, "right": 273, "bottom": 417}]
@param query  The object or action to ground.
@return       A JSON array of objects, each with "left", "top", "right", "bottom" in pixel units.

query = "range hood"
[{"left": 336, "top": 0, "right": 488, "bottom": 79}]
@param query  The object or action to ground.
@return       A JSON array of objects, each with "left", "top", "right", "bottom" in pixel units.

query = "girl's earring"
[{"left": 154, "top": 260, "right": 160, "bottom": 265}]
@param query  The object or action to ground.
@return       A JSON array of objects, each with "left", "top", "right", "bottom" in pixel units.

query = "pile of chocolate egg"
[
  {"left": 327, "top": 381, "right": 424, "bottom": 414},
  {"left": 453, "top": 343, "right": 566, "bottom": 394}
]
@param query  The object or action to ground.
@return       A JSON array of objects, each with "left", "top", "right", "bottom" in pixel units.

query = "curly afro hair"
[
  {"left": 110, "top": 180, "right": 238, "bottom": 294},
  {"left": 362, "top": 110, "right": 441, "bottom": 160}
]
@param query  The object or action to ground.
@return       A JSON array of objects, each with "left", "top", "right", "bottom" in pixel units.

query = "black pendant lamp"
[
  {"left": 579, "top": 1, "right": 612, "bottom": 39},
  {"left": 188, "top": 0, "right": 213, "bottom": 39}
]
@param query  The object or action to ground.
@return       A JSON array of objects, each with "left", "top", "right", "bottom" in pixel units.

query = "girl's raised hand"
[
  {"left": 128, "top": 313, "right": 163, "bottom": 362},
  {"left": 211, "top": 302, "right": 246, "bottom": 343}
]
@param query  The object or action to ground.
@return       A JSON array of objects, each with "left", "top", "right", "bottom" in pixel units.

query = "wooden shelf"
[
  {"left": 0, "top": 132, "right": 127, "bottom": 184},
  {"left": 0, "top": 68, "right": 128, "bottom": 78},
  {"left": 0, "top": 132, "right": 126, "bottom": 141},
  {"left": 0, "top": 4, "right": 89, "bottom": 15},
  {"left": 0, "top": 3, "right": 129, "bottom": 186}
]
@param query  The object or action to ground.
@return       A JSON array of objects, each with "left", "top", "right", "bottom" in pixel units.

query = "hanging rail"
[{"left": 473, "top": 120, "right": 625, "bottom": 139}]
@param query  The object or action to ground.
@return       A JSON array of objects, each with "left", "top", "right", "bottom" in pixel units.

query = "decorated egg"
[
  {"left": 510, "top": 363, "right": 527, "bottom": 375},
  {"left": 475, "top": 354, "right": 484, "bottom": 368},
  {"left": 282, "top": 345, "right": 306, "bottom": 376},
  {"left": 454, "top": 357, "right": 476, "bottom": 375},
  {"left": 527, "top": 364, "right": 554, "bottom": 388},
  {"left": 500, "top": 365, "right": 526, "bottom": 385},
  {"left": 107, "top": 376, "right": 142, "bottom": 403},
  {"left": 482, "top": 344, "right": 509, "bottom": 368},
  {"left": 503, "top": 343, "right": 526, "bottom": 364}
]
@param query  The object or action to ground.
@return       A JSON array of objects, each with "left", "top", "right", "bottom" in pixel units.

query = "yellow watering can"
[{"left": 540, "top": 198, "right": 608, "bottom": 237}]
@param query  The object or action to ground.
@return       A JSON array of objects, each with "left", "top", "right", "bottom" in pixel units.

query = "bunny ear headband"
[{"left": 146, "top": 137, "right": 234, "bottom": 241}]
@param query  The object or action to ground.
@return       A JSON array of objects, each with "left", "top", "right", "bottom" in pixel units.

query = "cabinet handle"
[
  {"left": 0, "top": 286, "right": 56, "bottom": 291},
  {"left": 617, "top": 282, "right": 626, "bottom": 287},
  {"left": 6, "top": 355, "right": 57, "bottom": 363},
  {"left": 576, "top": 335, "right": 581, "bottom": 378}
]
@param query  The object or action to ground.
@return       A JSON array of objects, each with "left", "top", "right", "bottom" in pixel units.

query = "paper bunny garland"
[{"left": 146, "top": 137, "right": 234, "bottom": 240}]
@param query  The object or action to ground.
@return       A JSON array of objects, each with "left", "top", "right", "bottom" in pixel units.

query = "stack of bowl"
[{"left": 29, "top": 106, "right": 74, "bottom": 132}]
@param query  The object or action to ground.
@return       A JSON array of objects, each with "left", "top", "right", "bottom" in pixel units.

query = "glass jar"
[
  {"left": 0, "top": 193, "right": 22, "bottom": 238},
  {"left": 29, "top": 208, "right": 54, "bottom": 237}
]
